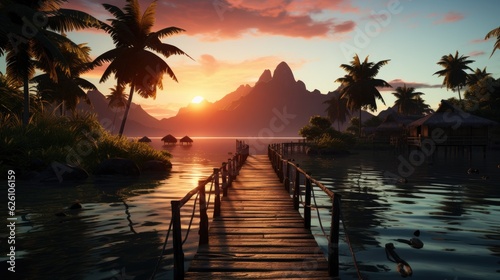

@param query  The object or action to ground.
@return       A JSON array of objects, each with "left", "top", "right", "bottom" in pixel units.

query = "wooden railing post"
[
  {"left": 198, "top": 180, "right": 209, "bottom": 245},
  {"left": 304, "top": 173, "right": 311, "bottom": 230},
  {"left": 214, "top": 168, "right": 221, "bottom": 218},
  {"left": 284, "top": 160, "right": 290, "bottom": 192},
  {"left": 222, "top": 162, "right": 228, "bottom": 197},
  {"left": 293, "top": 164, "right": 300, "bottom": 210},
  {"left": 329, "top": 193, "right": 341, "bottom": 277},
  {"left": 227, "top": 158, "right": 233, "bottom": 188},
  {"left": 171, "top": 200, "right": 184, "bottom": 279},
  {"left": 278, "top": 155, "right": 284, "bottom": 183}
]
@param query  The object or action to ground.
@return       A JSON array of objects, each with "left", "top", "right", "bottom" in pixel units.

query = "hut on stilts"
[
  {"left": 180, "top": 136, "right": 193, "bottom": 145},
  {"left": 162, "top": 134, "right": 177, "bottom": 145}
]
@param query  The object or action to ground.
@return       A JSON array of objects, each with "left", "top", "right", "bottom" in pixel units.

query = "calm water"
[
  {"left": 289, "top": 148, "right": 500, "bottom": 280},
  {"left": 1, "top": 138, "right": 499, "bottom": 280}
]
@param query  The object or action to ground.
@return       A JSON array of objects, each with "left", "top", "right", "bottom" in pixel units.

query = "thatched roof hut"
[
  {"left": 407, "top": 99, "right": 499, "bottom": 147},
  {"left": 138, "top": 136, "right": 152, "bottom": 143},
  {"left": 161, "top": 134, "right": 177, "bottom": 145},
  {"left": 180, "top": 135, "right": 193, "bottom": 145}
]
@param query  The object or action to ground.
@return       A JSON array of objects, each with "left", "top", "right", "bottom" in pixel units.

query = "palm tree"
[
  {"left": 414, "top": 96, "right": 432, "bottom": 115},
  {"left": 94, "top": 0, "right": 191, "bottom": 136},
  {"left": 391, "top": 84, "right": 425, "bottom": 115},
  {"left": 335, "top": 54, "right": 391, "bottom": 136},
  {"left": 466, "top": 67, "right": 490, "bottom": 86},
  {"left": 485, "top": 26, "right": 500, "bottom": 57},
  {"left": 0, "top": 0, "right": 100, "bottom": 126},
  {"left": 32, "top": 42, "right": 97, "bottom": 115},
  {"left": 324, "top": 92, "right": 350, "bottom": 131},
  {"left": 434, "top": 51, "right": 474, "bottom": 102},
  {"left": 106, "top": 84, "right": 128, "bottom": 133}
]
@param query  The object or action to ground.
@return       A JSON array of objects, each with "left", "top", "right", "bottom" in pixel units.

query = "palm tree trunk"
[
  {"left": 359, "top": 107, "right": 362, "bottom": 137},
  {"left": 23, "top": 76, "right": 29, "bottom": 127},
  {"left": 457, "top": 87, "right": 462, "bottom": 102},
  {"left": 118, "top": 84, "right": 135, "bottom": 137}
]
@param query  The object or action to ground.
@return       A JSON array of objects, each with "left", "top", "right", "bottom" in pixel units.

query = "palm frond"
[
  {"left": 140, "top": 0, "right": 157, "bottom": 33},
  {"left": 48, "top": 9, "right": 101, "bottom": 32}
]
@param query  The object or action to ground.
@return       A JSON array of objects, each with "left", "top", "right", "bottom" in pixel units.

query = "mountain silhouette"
[{"left": 82, "top": 62, "right": 375, "bottom": 137}]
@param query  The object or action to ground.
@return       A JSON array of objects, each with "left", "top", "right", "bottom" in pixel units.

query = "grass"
[{"left": 0, "top": 112, "right": 171, "bottom": 177}]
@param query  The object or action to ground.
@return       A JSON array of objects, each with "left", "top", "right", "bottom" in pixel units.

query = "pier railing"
[
  {"left": 268, "top": 143, "right": 342, "bottom": 278},
  {"left": 151, "top": 140, "right": 249, "bottom": 280}
]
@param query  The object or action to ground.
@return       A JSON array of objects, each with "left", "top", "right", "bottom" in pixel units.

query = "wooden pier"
[{"left": 183, "top": 154, "right": 332, "bottom": 279}]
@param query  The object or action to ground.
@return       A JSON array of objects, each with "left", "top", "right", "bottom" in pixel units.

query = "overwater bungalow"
[
  {"left": 406, "top": 100, "right": 499, "bottom": 155},
  {"left": 180, "top": 135, "right": 193, "bottom": 145},
  {"left": 161, "top": 134, "right": 177, "bottom": 145},
  {"left": 138, "top": 136, "right": 152, "bottom": 143},
  {"left": 375, "top": 112, "right": 422, "bottom": 145}
]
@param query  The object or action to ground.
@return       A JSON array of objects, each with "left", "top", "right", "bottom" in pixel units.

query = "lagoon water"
[{"left": 1, "top": 137, "right": 499, "bottom": 279}]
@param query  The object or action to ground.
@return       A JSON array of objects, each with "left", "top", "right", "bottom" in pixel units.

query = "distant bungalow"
[
  {"left": 180, "top": 135, "right": 193, "bottom": 145},
  {"left": 162, "top": 134, "right": 177, "bottom": 145},
  {"left": 406, "top": 100, "right": 499, "bottom": 156},
  {"left": 138, "top": 136, "right": 152, "bottom": 143}
]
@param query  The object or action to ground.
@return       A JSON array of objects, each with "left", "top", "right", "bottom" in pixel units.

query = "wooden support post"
[
  {"left": 213, "top": 168, "right": 220, "bottom": 218},
  {"left": 304, "top": 174, "right": 311, "bottom": 230},
  {"left": 293, "top": 164, "right": 300, "bottom": 210},
  {"left": 171, "top": 200, "right": 184, "bottom": 280},
  {"left": 222, "top": 162, "right": 228, "bottom": 197},
  {"left": 198, "top": 180, "right": 209, "bottom": 245},
  {"left": 329, "top": 194, "right": 341, "bottom": 277}
]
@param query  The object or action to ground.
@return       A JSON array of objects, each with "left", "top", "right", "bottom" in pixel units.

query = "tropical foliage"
[
  {"left": 94, "top": 0, "right": 191, "bottom": 136},
  {"left": 0, "top": 0, "right": 100, "bottom": 125},
  {"left": 335, "top": 54, "right": 391, "bottom": 136},
  {"left": 485, "top": 26, "right": 500, "bottom": 57},
  {"left": 299, "top": 115, "right": 354, "bottom": 153},
  {"left": 391, "top": 84, "right": 430, "bottom": 115},
  {"left": 324, "top": 92, "right": 350, "bottom": 131},
  {"left": 434, "top": 51, "right": 474, "bottom": 102},
  {"left": 0, "top": 112, "right": 170, "bottom": 176},
  {"left": 31, "top": 42, "right": 97, "bottom": 114}
]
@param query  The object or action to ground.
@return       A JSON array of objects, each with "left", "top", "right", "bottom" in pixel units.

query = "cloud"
[
  {"left": 432, "top": 11, "right": 464, "bottom": 24},
  {"left": 380, "top": 79, "right": 442, "bottom": 91},
  {"left": 199, "top": 54, "right": 220, "bottom": 76},
  {"left": 63, "top": 0, "right": 358, "bottom": 39},
  {"left": 468, "top": 50, "right": 485, "bottom": 57}
]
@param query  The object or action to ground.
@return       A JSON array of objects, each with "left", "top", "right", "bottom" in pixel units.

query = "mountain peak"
[
  {"left": 272, "top": 61, "right": 295, "bottom": 84},
  {"left": 256, "top": 69, "right": 272, "bottom": 84}
]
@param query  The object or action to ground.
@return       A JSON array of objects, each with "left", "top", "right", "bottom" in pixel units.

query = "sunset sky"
[{"left": 3, "top": 0, "right": 500, "bottom": 119}]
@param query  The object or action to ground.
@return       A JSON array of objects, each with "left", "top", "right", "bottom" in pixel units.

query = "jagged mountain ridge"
[{"left": 82, "top": 61, "right": 375, "bottom": 136}]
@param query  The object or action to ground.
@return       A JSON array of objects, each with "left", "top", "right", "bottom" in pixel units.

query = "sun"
[{"left": 191, "top": 96, "right": 204, "bottom": 104}]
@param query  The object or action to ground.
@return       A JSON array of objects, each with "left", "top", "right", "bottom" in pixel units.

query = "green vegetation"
[
  {"left": 0, "top": 0, "right": 186, "bottom": 176},
  {"left": 0, "top": 112, "right": 170, "bottom": 177},
  {"left": 299, "top": 116, "right": 354, "bottom": 154}
]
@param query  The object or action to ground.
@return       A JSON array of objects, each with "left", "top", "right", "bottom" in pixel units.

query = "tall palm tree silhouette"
[
  {"left": 335, "top": 54, "right": 391, "bottom": 136},
  {"left": 106, "top": 84, "right": 128, "bottom": 133},
  {"left": 392, "top": 84, "right": 425, "bottom": 116},
  {"left": 434, "top": 51, "right": 474, "bottom": 102},
  {"left": 324, "top": 92, "right": 350, "bottom": 131},
  {"left": 94, "top": 0, "right": 191, "bottom": 136}
]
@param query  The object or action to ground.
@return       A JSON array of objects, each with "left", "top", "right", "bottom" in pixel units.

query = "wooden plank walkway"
[{"left": 184, "top": 155, "right": 331, "bottom": 279}]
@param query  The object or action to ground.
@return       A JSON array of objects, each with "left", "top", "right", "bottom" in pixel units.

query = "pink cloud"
[
  {"left": 380, "top": 79, "right": 442, "bottom": 91},
  {"left": 433, "top": 11, "right": 464, "bottom": 24},
  {"left": 63, "top": 0, "right": 358, "bottom": 39},
  {"left": 468, "top": 50, "right": 485, "bottom": 57}
]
